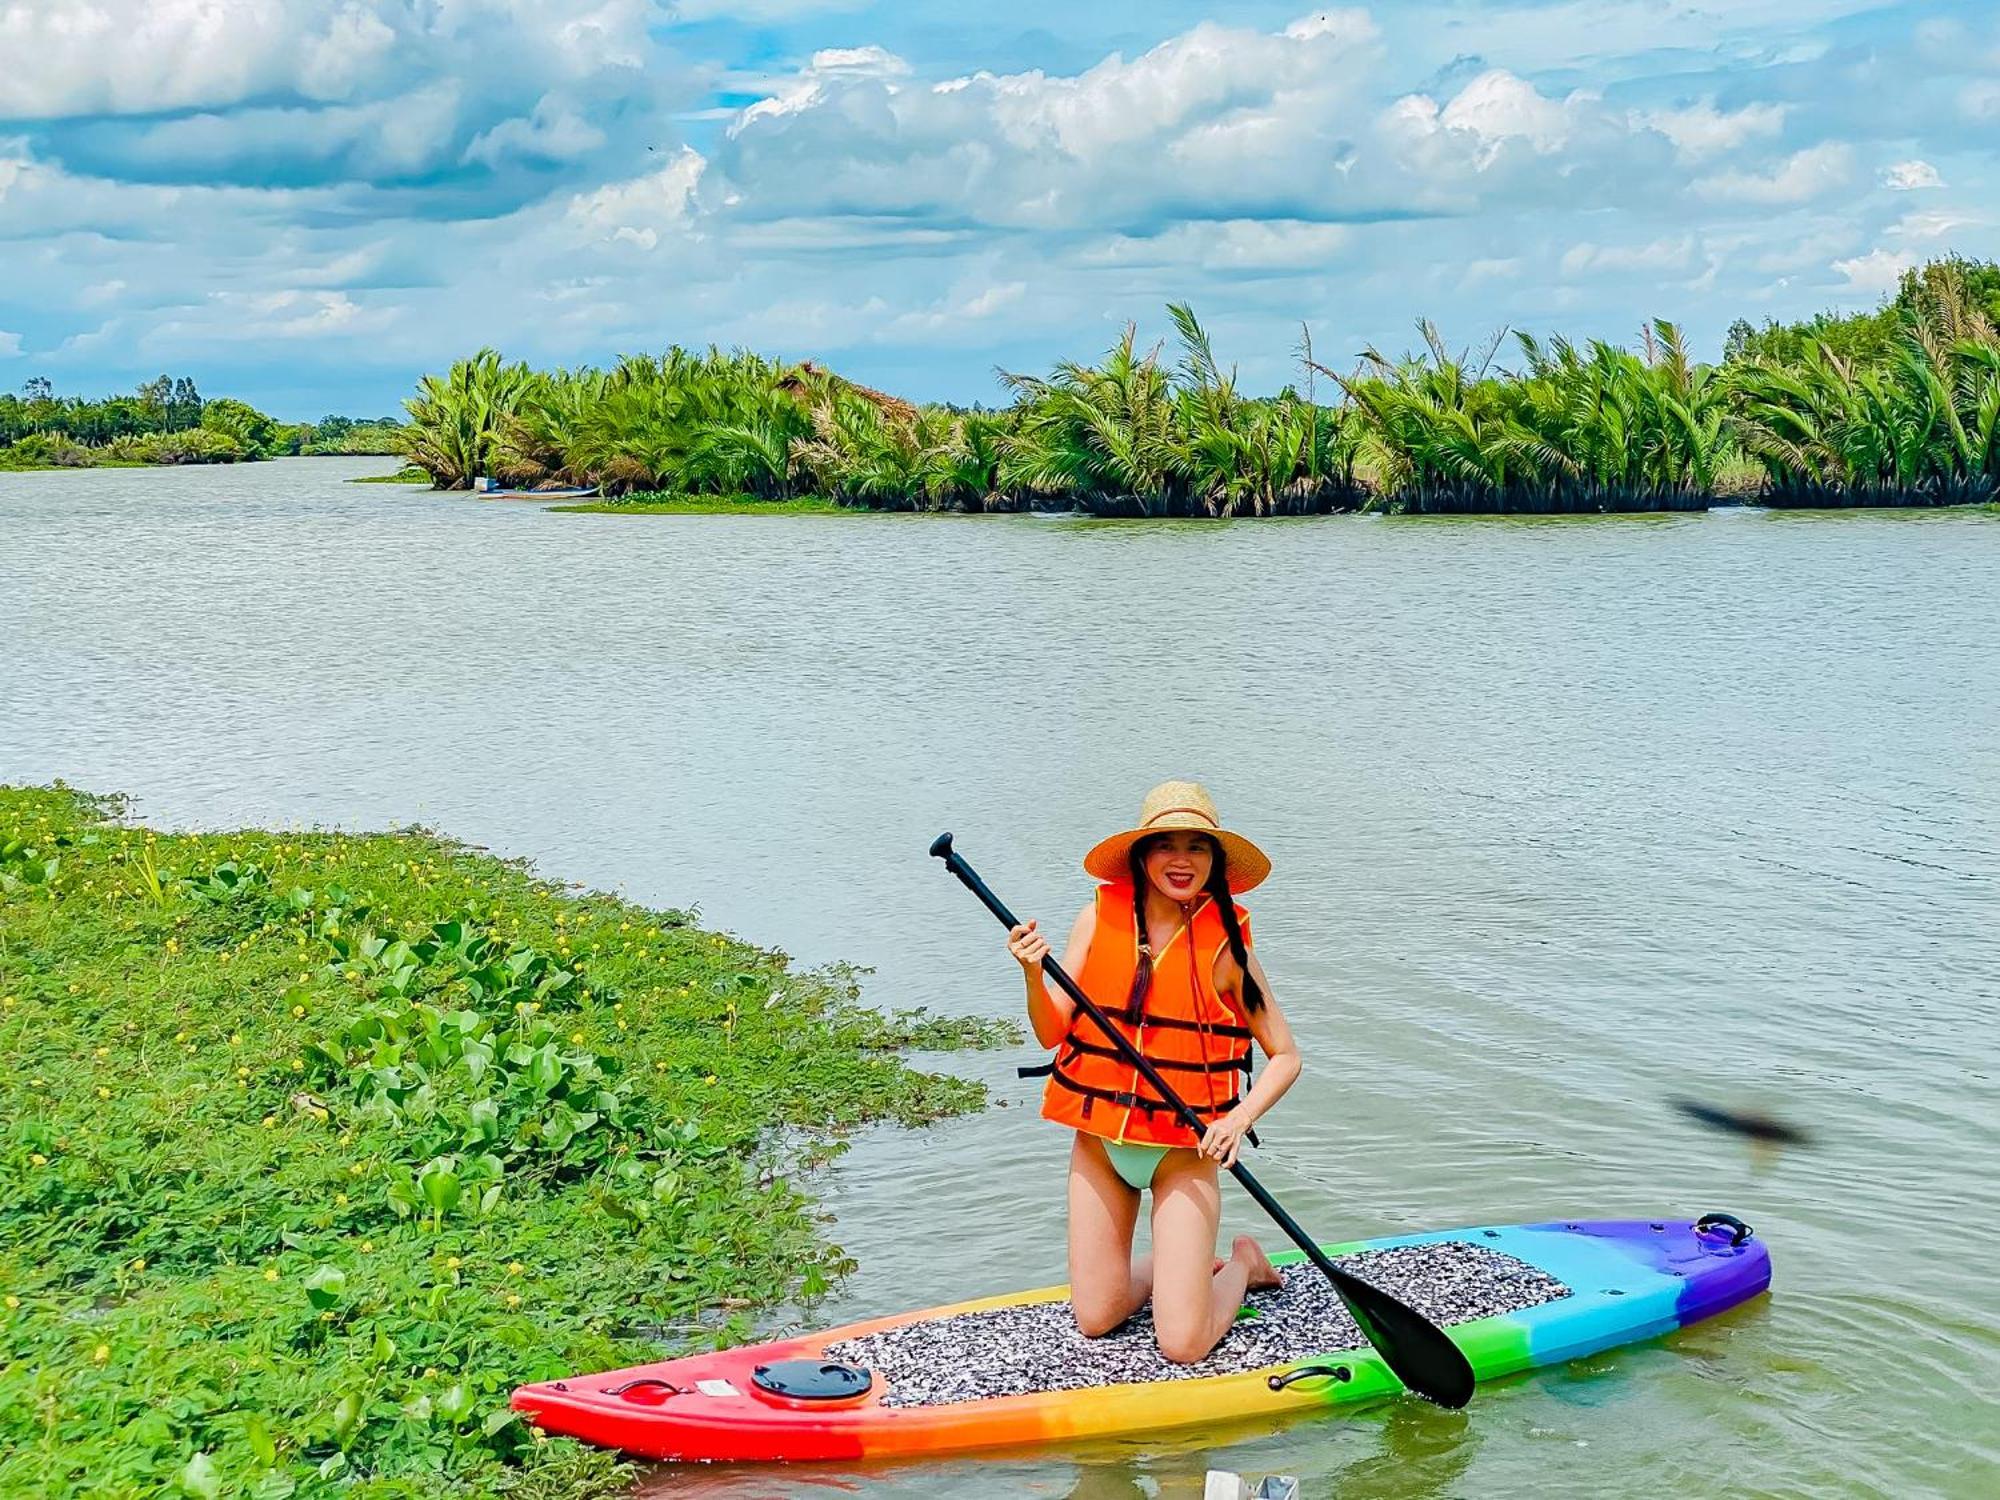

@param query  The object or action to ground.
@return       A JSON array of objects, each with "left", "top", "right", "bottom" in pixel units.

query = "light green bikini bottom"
[{"left": 1099, "top": 1137, "right": 1173, "bottom": 1191}]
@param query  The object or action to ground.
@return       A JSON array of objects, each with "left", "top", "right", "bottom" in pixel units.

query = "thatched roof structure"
[{"left": 780, "top": 360, "right": 918, "bottom": 421}]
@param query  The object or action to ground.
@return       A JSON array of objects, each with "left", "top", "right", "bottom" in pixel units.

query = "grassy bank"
[
  {"left": 0, "top": 785, "right": 1008, "bottom": 1498},
  {"left": 396, "top": 258, "right": 2000, "bottom": 517},
  {"left": 553, "top": 492, "right": 849, "bottom": 516}
]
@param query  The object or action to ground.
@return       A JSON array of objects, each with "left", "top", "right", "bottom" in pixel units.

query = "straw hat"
[{"left": 1083, "top": 780, "right": 1272, "bottom": 893}]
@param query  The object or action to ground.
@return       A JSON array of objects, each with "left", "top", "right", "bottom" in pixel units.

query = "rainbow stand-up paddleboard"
[{"left": 512, "top": 1213, "right": 1769, "bottom": 1462}]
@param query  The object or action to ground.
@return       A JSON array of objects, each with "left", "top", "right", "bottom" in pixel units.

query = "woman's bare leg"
[
  {"left": 1149, "top": 1150, "right": 1281, "bottom": 1363},
  {"left": 1067, "top": 1134, "right": 1150, "bottom": 1337}
]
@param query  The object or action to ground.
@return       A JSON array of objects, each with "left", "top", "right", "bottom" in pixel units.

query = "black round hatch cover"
[{"left": 750, "top": 1358, "right": 873, "bottom": 1401}]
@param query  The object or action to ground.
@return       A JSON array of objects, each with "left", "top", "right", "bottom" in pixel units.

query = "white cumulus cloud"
[
  {"left": 1696, "top": 142, "right": 1852, "bottom": 203},
  {"left": 1882, "top": 159, "right": 1944, "bottom": 190},
  {"left": 1561, "top": 234, "right": 1697, "bottom": 277},
  {"left": 1831, "top": 247, "right": 1916, "bottom": 292},
  {"left": 0, "top": 1, "right": 666, "bottom": 119},
  {"left": 1636, "top": 100, "right": 1786, "bottom": 162},
  {"left": 715, "top": 13, "right": 1390, "bottom": 229}
]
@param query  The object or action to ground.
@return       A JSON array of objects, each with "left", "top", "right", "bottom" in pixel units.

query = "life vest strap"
[
  {"left": 1057, "top": 1036, "right": 1251, "bottom": 1073},
  {"left": 1045, "top": 1064, "right": 1240, "bottom": 1120},
  {"left": 1080, "top": 1005, "right": 1252, "bottom": 1042}
]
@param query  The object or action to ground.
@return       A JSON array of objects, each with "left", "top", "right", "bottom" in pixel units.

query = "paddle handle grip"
[{"left": 928, "top": 833, "right": 1328, "bottom": 1277}]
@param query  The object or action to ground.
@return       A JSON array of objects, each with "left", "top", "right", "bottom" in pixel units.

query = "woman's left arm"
[{"left": 1198, "top": 951, "right": 1300, "bottom": 1169}]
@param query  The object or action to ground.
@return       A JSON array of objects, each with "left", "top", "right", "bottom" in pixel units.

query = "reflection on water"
[{"left": 4, "top": 458, "right": 1998, "bottom": 1497}]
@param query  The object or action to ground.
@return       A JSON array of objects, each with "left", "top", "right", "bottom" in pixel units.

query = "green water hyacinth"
[{"left": 0, "top": 784, "right": 1012, "bottom": 1498}]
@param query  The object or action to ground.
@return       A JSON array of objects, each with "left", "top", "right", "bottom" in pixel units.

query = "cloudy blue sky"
[{"left": 0, "top": 1, "right": 1991, "bottom": 417}]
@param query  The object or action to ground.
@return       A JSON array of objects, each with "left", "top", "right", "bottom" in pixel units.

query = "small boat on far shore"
[{"left": 470, "top": 477, "right": 598, "bottom": 500}]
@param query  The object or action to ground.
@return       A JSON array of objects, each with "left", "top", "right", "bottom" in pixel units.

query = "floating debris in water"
[{"left": 826, "top": 1240, "right": 1569, "bottom": 1408}]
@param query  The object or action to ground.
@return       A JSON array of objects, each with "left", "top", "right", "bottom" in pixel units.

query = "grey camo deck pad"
[{"left": 824, "top": 1239, "right": 1569, "bottom": 1407}]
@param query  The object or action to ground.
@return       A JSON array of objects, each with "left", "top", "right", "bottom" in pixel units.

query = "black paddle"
[{"left": 929, "top": 833, "right": 1476, "bottom": 1410}]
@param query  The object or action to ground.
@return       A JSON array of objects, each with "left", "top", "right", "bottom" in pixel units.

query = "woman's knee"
[
  {"left": 1152, "top": 1313, "right": 1212, "bottom": 1365},
  {"left": 1072, "top": 1302, "right": 1128, "bottom": 1339}
]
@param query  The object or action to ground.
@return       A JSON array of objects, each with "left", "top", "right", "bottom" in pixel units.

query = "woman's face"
[{"left": 1140, "top": 831, "right": 1215, "bottom": 904}]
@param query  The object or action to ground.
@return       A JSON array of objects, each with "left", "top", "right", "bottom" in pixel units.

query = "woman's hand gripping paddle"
[{"left": 930, "top": 832, "right": 1476, "bottom": 1410}]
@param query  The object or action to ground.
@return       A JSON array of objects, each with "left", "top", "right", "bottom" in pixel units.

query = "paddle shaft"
[{"left": 932, "top": 840, "right": 1377, "bottom": 1298}]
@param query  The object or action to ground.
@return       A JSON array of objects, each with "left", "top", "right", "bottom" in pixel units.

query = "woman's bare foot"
[{"left": 1230, "top": 1234, "right": 1282, "bottom": 1290}]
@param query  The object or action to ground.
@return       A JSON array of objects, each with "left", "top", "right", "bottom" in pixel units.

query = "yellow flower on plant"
[
  {"left": 94, "top": 1046, "right": 109, "bottom": 1058},
  {"left": 360, "top": 1241, "right": 373, "bottom": 1253},
  {"left": 93, "top": 1345, "right": 109, "bottom": 1364},
  {"left": 4, "top": 1295, "right": 18, "bottom": 1310},
  {"left": 29, "top": 1154, "right": 45, "bottom": 1166},
  {"left": 335, "top": 1193, "right": 348, "bottom": 1206},
  {"left": 131, "top": 1259, "right": 146, "bottom": 1272},
  {"left": 446, "top": 1256, "right": 461, "bottom": 1271},
  {"left": 264, "top": 1267, "right": 279, "bottom": 1282},
  {"left": 96, "top": 1087, "right": 111, "bottom": 1100},
  {"left": 506, "top": 1261, "right": 523, "bottom": 1275},
  {"left": 291, "top": 1059, "right": 304, "bottom": 1071},
  {"left": 505, "top": 1293, "right": 522, "bottom": 1308},
  {"left": 229, "top": 1033, "right": 242, "bottom": 1046},
  {"left": 292, "top": 1005, "right": 306, "bottom": 1019},
  {"left": 261, "top": 1116, "right": 276, "bottom": 1128}
]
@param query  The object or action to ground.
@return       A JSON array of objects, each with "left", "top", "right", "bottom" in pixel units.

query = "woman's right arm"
[{"left": 1009, "top": 902, "right": 1094, "bottom": 1048}]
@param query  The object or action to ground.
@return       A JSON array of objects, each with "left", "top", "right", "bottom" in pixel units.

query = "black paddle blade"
[
  {"left": 1329, "top": 1265, "right": 1476, "bottom": 1409},
  {"left": 1670, "top": 1096, "right": 1814, "bottom": 1147}
]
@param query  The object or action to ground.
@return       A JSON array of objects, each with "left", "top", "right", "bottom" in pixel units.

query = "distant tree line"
[
  {"left": 1, "top": 375, "right": 403, "bottom": 469},
  {"left": 1722, "top": 256, "right": 2000, "bottom": 367}
]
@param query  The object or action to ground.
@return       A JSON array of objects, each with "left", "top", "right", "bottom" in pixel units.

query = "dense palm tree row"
[{"left": 400, "top": 260, "right": 2000, "bottom": 515}]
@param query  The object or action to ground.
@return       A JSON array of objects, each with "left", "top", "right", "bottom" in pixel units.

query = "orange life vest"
[{"left": 1028, "top": 881, "right": 1255, "bottom": 1148}]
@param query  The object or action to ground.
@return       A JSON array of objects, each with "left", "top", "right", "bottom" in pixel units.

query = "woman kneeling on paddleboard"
[{"left": 1006, "top": 781, "right": 1301, "bottom": 1363}]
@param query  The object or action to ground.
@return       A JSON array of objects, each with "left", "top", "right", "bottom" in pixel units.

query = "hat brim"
[{"left": 1083, "top": 825, "right": 1271, "bottom": 893}]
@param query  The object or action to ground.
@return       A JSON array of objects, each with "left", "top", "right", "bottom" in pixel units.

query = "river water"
[{"left": 4, "top": 457, "right": 1997, "bottom": 1498}]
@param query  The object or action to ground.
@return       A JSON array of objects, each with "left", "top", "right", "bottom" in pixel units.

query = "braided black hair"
[
  {"left": 1125, "top": 847, "right": 1155, "bottom": 1012},
  {"left": 1203, "top": 852, "right": 1264, "bottom": 1013}
]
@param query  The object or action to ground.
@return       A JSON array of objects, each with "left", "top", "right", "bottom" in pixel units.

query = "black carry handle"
[{"left": 929, "top": 832, "right": 1475, "bottom": 1409}]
